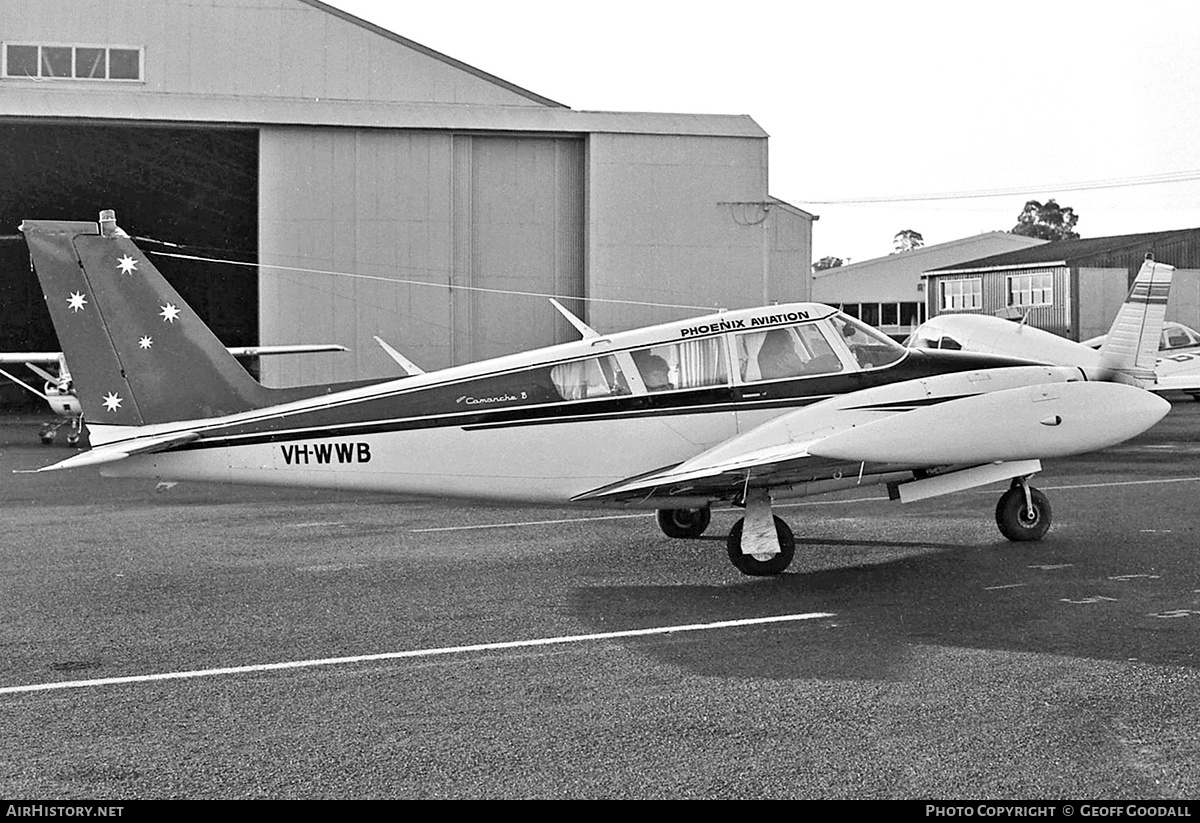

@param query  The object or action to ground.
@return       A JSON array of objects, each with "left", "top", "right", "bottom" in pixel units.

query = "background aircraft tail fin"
[
  {"left": 1098, "top": 255, "right": 1174, "bottom": 381},
  {"left": 21, "top": 210, "right": 275, "bottom": 426}
]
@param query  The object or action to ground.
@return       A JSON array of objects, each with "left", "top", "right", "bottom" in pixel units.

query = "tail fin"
[
  {"left": 20, "top": 210, "right": 275, "bottom": 427},
  {"left": 1098, "top": 255, "right": 1174, "bottom": 382}
]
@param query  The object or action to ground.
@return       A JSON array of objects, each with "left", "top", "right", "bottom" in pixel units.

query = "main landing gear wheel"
[
  {"left": 656, "top": 507, "right": 712, "bottom": 539},
  {"left": 995, "top": 484, "right": 1052, "bottom": 542},
  {"left": 726, "top": 516, "right": 795, "bottom": 576}
]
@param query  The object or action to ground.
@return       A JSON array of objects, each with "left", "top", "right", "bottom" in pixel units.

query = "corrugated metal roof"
[
  {"left": 0, "top": 87, "right": 768, "bottom": 138},
  {"left": 927, "top": 228, "right": 1200, "bottom": 275},
  {"left": 813, "top": 231, "right": 1046, "bottom": 280}
]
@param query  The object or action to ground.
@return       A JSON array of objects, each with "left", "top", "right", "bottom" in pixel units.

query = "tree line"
[{"left": 813, "top": 198, "right": 1080, "bottom": 272}]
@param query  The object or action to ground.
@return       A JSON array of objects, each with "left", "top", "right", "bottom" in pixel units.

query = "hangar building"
[
  {"left": 811, "top": 232, "right": 1047, "bottom": 339},
  {"left": 0, "top": 0, "right": 814, "bottom": 403},
  {"left": 924, "top": 229, "right": 1200, "bottom": 341}
]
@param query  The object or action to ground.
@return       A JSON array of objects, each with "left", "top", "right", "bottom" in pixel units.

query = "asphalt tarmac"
[{"left": 1, "top": 401, "right": 1198, "bottom": 799}]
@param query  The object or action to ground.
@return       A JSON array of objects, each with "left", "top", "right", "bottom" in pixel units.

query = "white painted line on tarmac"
[
  {"left": 1037, "top": 476, "right": 1200, "bottom": 492},
  {"left": 0, "top": 612, "right": 834, "bottom": 696}
]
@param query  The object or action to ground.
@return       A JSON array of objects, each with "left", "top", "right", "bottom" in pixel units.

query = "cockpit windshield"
[{"left": 829, "top": 313, "right": 907, "bottom": 369}]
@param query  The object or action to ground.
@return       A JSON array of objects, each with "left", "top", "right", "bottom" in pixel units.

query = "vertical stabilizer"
[
  {"left": 20, "top": 210, "right": 274, "bottom": 426},
  {"left": 1098, "top": 255, "right": 1174, "bottom": 381}
]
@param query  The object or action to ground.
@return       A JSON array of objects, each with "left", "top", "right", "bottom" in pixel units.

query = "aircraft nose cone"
[{"left": 1084, "top": 383, "right": 1171, "bottom": 447}]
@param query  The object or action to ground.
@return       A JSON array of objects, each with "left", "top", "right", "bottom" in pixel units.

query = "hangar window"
[
  {"left": 939, "top": 278, "right": 982, "bottom": 311},
  {"left": 2, "top": 43, "right": 142, "bottom": 81},
  {"left": 1006, "top": 272, "right": 1053, "bottom": 308}
]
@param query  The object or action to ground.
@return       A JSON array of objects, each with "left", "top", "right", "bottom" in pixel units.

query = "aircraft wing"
[
  {"left": 1153, "top": 354, "right": 1200, "bottom": 392},
  {"left": 0, "top": 352, "right": 63, "bottom": 364},
  {"left": 21, "top": 431, "right": 200, "bottom": 473},
  {"left": 2, "top": 346, "right": 343, "bottom": 364},
  {"left": 574, "top": 378, "right": 1169, "bottom": 504},
  {"left": 226, "top": 344, "right": 347, "bottom": 357}
]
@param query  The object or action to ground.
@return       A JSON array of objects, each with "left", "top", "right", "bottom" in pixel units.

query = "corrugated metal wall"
[
  {"left": 259, "top": 127, "right": 584, "bottom": 386},
  {"left": 0, "top": 0, "right": 552, "bottom": 107},
  {"left": 451, "top": 135, "right": 584, "bottom": 364},
  {"left": 928, "top": 266, "right": 1071, "bottom": 336}
]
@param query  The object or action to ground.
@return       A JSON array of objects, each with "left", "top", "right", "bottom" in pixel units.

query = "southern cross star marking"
[
  {"left": 102, "top": 392, "right": 123, "bottom": 412},
  {"left": 159, "top": 303, "right": 181, "bottom": 323},
  {"left": 117, "top": 255, "right": 138, "bottom": 275},
  {"left": 139, "top": 336, "right": 153, "bottom": 350},
  {"left": 67, "top": 292, "right": 87, "bottom": 312}
]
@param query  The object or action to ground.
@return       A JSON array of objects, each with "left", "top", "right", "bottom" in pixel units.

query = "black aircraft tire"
[
  {"left": 726, "top": 516, "right": 795, "bottom": 576},
  {"left": 995, "top": 486, "right": 1052, "bottom": 542},
  {"left": 656, "top": 507, "right": 712, "bottom": 539}
]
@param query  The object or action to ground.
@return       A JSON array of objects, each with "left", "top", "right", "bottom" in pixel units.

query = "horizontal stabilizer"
[
  {"left": 808, "top": 381, "right": 1168, "bottom": 464},
  {"left": 21, "top": 431, "right": 199, "bottom": 473}
]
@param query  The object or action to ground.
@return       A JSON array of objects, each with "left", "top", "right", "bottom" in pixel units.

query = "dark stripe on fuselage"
[{"left": 162, "top": 348, "right": 1033, "bottom": 454}]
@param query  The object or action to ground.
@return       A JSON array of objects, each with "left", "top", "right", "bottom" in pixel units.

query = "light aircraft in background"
[
  {"left": 0, "top": 344, "right": 348, "bottom": 445},
  {"left": 907, "top": 265, "right": 1200, "bottom": 401},
  {"left": 12, "top": 211, "right": 1172, "bottom": 577},
  {"left": 1082, "top": 320, "right": 1200, "bottom": 401}
]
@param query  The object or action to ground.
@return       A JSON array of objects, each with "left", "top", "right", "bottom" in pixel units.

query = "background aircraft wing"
[
  {"left": 0, "top": 353, "right": 63, "bottom": 364},
  {"left": 225, "top": 344, "right": 347, "bottom": 357},
  {"left": 1153, "top": 355, "right": 1200, "bottom": 392}
]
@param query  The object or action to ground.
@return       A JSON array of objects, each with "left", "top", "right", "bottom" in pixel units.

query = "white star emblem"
[
  {"left": 159, "top": 303, "right": 181, "bottom": 323},
  {"left": 67, "top": 292, "right": 88, "bottom": 312},
  {"left": 102, "top": 392, "right": 123, "bottom": 412},
  {"left": 139, "top": 336, "right": 153, "bottom": 350},
  {"left": 117, "top": 255, "right": 138, "bottom": 275}
]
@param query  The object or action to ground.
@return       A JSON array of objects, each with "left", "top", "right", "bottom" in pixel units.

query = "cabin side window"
[
  {"left": 829, "top": 314, "right": 908, "bottom": 368},
  {"left": 630, "top": 338, "right": 728, "bottom": 392},
  {"left": 549, "top": 355, "right": 630, "bottom": 401},
  {"left": 736, "top": 325, "right": 844, "bottom": 382}
]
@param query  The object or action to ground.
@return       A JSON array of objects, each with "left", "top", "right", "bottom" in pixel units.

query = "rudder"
[
  {"left": 21, "top": 210, "right": 274, "bottom": 426},
  {"left": 1098, "top": 254, "right": 1174, "bottom": 381}
]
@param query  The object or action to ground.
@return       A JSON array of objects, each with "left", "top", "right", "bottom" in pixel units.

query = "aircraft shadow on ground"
[{"left": 571, "top": 539, "right": 1200, "bottom": 681}]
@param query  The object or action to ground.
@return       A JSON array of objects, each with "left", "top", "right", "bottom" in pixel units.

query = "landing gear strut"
[
  {"left": 724, "top": 488, "right": 795, "bottom": 576},
  {"left": 656, "top": 507, "right": 711, "bottom": 539},
  {"left": 38, "top": 416, "right": 83, "bottom": 446},
  {"left": 995, "top": 478, "right": 1052, "bottom": 542},
  {"left": 727, "top": 515, "right": 795, "bottom": 576}
]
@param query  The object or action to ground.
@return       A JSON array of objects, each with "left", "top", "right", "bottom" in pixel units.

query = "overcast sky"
[{"left": 327, "top": 0, "right": 1200, "bottom": 266}]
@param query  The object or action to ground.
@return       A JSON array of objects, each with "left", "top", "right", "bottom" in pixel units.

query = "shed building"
[
  {"left": 0, "top": 0, "right": 814, "bottom": 403},
  {"left": 924, "top": 229, "right": 1200, "bottom": 341},
  {"left": 812, "top": 232, "right": 1047, "bottom": 339}
]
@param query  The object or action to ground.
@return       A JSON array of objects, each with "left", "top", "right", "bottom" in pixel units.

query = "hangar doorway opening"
[{"left": 0, "top": 122, "right": 258, "bottom": 408}]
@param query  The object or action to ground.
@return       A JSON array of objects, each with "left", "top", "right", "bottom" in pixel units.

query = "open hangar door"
[{"left": 0, "top": 122, "right": 258, "bottom": 409}]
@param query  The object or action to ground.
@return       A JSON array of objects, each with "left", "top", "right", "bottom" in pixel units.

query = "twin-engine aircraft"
[{"left": 15, "top": 211, "right": 1171, "bottom": 576}]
